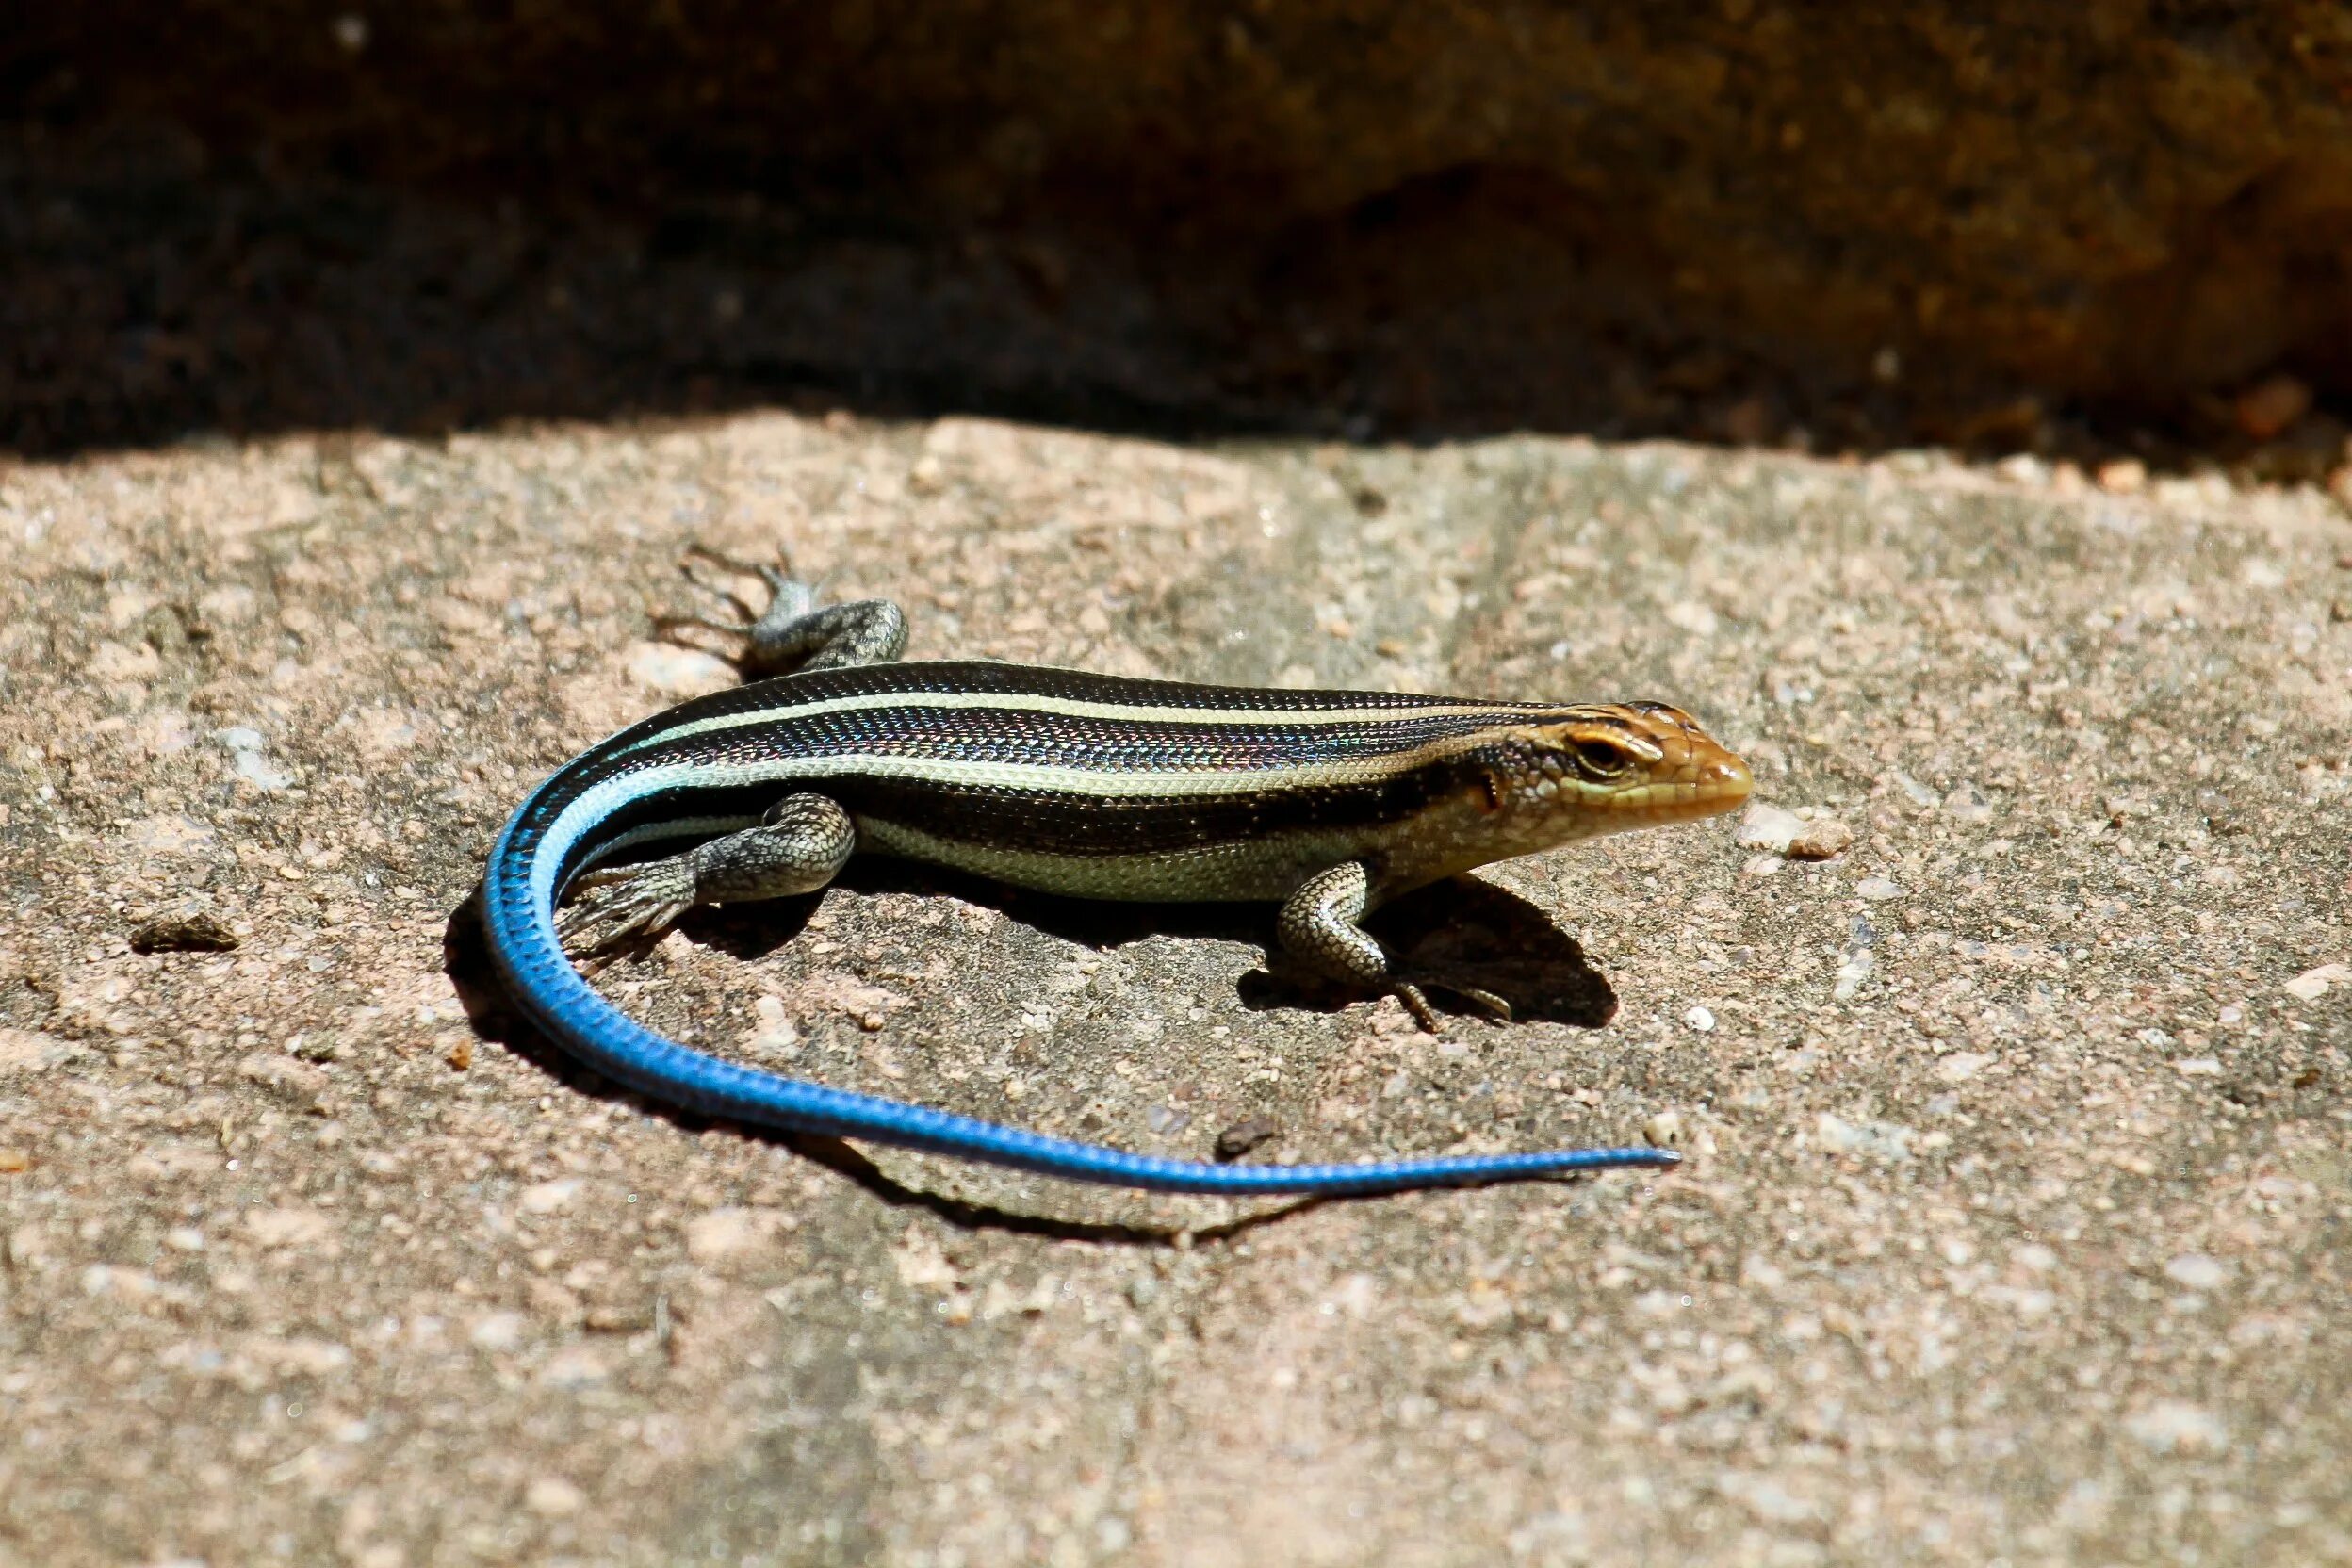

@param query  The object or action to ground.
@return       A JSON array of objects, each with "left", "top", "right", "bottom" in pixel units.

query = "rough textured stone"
[
  {"left": 8, "top": 6, "right": 2352, "bottom": 454},
  {"left": 2, "top": 414, "right": 2348, "bottom": 1564}
]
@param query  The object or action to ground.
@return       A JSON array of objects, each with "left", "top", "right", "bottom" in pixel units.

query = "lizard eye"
[{"left": 1572, "top": 738, "right": 1633, "bottom": 777}]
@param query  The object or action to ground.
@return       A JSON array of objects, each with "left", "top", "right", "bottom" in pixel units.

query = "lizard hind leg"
[
  {"left": 557, "top": 793, "right": 858, "bottom": 956},
  {"left": 661, "top": 545, "right": 906, "bottom": 676}
]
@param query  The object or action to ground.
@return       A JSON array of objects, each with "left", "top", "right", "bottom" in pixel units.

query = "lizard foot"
[
  {"left": 652, "top": 545, "right": 819, "bottom": 644},
  {"left": 1391, "top": 978, "right": 1514, "bottom": 1033},
  {"left": 556, "top": 858, "right": 698, "bottom": 956}
]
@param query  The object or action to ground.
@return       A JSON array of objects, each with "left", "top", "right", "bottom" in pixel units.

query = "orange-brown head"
[
  {"left": 1517, "top": 701, "right": 1753, "bottom": 833},
  {"left": 1373, "top": 700, "right": 1752, "bottom": 897}
]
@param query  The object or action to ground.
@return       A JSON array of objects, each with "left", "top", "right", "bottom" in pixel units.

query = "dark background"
[{"left": 8, "top": 2, "right": 2352, "bottom": 464}]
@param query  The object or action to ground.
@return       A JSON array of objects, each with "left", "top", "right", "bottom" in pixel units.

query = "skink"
[{"left": 481, "top": 558, "right": 1753, "bottom": 1196}]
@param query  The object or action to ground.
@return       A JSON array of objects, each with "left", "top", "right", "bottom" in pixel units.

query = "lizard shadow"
[
  {"left": 442, "top": 886, "right": 1326, "bottom": 1248},
  {"left": 685, "top": 858, "right": 1619, "bottom": 1030}
]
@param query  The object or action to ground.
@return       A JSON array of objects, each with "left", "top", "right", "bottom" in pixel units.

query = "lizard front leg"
[
  {"left": 1276, "top": 861, "right": 1511, "bottom": 1032},
  {"left": 557, "top": 793, "right": 857, "bottom": 954}
]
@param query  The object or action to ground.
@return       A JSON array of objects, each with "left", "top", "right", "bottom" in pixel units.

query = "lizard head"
[{"left": 1478, "top": 701, "right": 1752, "bottom": 840}]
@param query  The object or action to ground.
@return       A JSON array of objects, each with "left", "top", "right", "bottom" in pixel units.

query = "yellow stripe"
[{"left": 624, "top": 684, "right": 1546, "bottom": 755}]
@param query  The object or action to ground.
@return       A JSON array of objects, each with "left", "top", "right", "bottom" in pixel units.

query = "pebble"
[
  {"left": 1683, "top": 1004, "right": 1715, "bottom": 1032},
  {"left": 1855, "top": 876, "right": 1905, "bottom": 901},
  {"left": 2164, "top": 1254, "right": 2228, "bottom": 1291},
  {"left": 210, "top": 727, "right": 297, "bottom": 792},
  {"left": 1942, "top": 783, "right": 1994, "bottom": 824},
  {"left": 1786, "top": 818, "right": 1853, "bottom": 860},
  {"left": 247, "top": 1207, "right": 332, "bottom": 1248},
  {"left": 2125, "top": 1400, "right": 2227, "bottom": 1455},
  {"left": 469, "top": 1312, "right": 528, "bottom": 1351},
  {"left": 2282, "top": 963, "right": 2346, "bottom": 1002},
  {"left": 518, "top": 1178, "right": 582, "bottom": 1215},
  {"left": 1214, "top": 1117, "right": 1280, "bottom": 1161},
  {"left": 525, "top": 1477, "right": 586, "bottom": 1518},
  {"left": 2094, "top": 458, "right": 2146, "bottom": 494},
  {"left": 1813, "top": 1111, "right": 1913, "bottom": 1162},
  {"left": 1642, "top": 1108, "right": 1718, "bottom": 1158},
  {"left": 684, "top": 1206, "right": 791, "bottom": 1264},
  {"left": 1734, "top": 803, "right": 1805, "bottom": 853},
  {"left": 128, "top": 907, "right": 239, "bottom": 955}
]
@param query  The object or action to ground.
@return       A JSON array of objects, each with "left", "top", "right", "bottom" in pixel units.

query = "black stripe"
[{"left": 829, "top": 766, "right": 1475, "bottom": 856}]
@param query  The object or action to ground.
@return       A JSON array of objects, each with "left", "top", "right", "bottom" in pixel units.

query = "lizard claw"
[
  {"left": 556, "top": 858, "right": 698, "bottom": 956},
  {"left": 1390, "top": 978, "right": 1514, "bottom": 1033},
  {"left": 658, "top": 545, "right": 824, "bottom": 651}
]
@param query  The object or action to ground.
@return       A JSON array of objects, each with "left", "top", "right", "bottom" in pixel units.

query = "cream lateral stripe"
[
  {"left": 607, "top": 736, "right": 1485, "bottom": 802},
  {"left": 548, "top": 730, "right": 1489, "bottom": 884},
  {"left": 618, "top": 687, "right": 1548, "bottom": 756}
]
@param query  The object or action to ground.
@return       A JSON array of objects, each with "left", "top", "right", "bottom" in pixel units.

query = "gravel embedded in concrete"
[{"left": 1, "top": 416, "right": 2347, "bottom": 1565}]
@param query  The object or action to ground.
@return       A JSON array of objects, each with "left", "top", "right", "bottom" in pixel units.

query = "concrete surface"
[{"left": 1, "top": 414, "right": 2348, "bottom": 1566}]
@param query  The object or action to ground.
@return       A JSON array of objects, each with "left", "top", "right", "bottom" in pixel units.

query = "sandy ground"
[{"left": 1, "top": 414, "right": 2347, "bottom": 1566}]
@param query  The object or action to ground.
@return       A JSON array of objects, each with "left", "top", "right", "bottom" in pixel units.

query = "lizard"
[{"left": 480, "top": 554, "right": 1752, "bottom": 1196}]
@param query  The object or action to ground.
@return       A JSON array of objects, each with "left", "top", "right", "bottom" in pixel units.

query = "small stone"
[
  {"left": 1786, "top": 818, "right": 1854, "bottom": 860},
  {"left": 518, "top": 1178, "right": 581, "bottom": 1215},
  {"left": 2172, "top": 1057, "right": 2223, "bottom": 1078},
  {"left": 1683, "top": 1004, "right": 1715, "bottom": 1032},
  {"left": 1936, "top": 1053, "right": 1994, "bottom": 1083},
  {"left": 239, "top": 1053, "right": 330, "bottom": 1109},
  {"left": 1642, "top": 1109, "right": 1716, "bottom": 1158},
  {"left": 2283, "top": 963, "right": 2347, "bottom": 1002},
  {"left": 0, "top": 1148, "right": 28, "bottom": 1174},
  {"left": 1214, "top": 1117, "right": 1280, "bottom": 1161},
  {"left": 469, "top": 1312, "right": 527, "bottom": 1351},
  {"left": 524, "top": 1477, "right": 586, "bottom": 1518},
  {"left": 684, "top": 1206, "right": 791, "bottom": 1264},
  {"left": 1831, "top": 945, "right": 1875, "bottom": 1002},
  {"left": 2095, "top": 458, "right": 2146, "bottom": 494},
  {"left": 445, "top": 1037, "right": 474, "bottom": 1071},
  {"left": 1855, "top": 876, "right": 1905, "bottom": 901},
  {"left": 2164, "top": 1254, "right": 2228, "bottom": 1291},
  {"left": 1813, "top": 1111, "right": 1913, "bottom": 1162},
  {"left": 2126, "top": 1400, "right": 2227, "bottom": 1455},
  {"left": 1942, "top": 783, "right": 1994, "bottom": 824},
  {"left": 129, "top": 907, "right": 239, "bottom": 955},
  {"left": 2233, "top": 373, "right": 2311, "bottom": 441},
  {"left": 1735, "top": 803, "right": 1805, "bottom": 853},
  {"left": 246, "top": 1207, "right": 332, "bottom": 1248}
]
